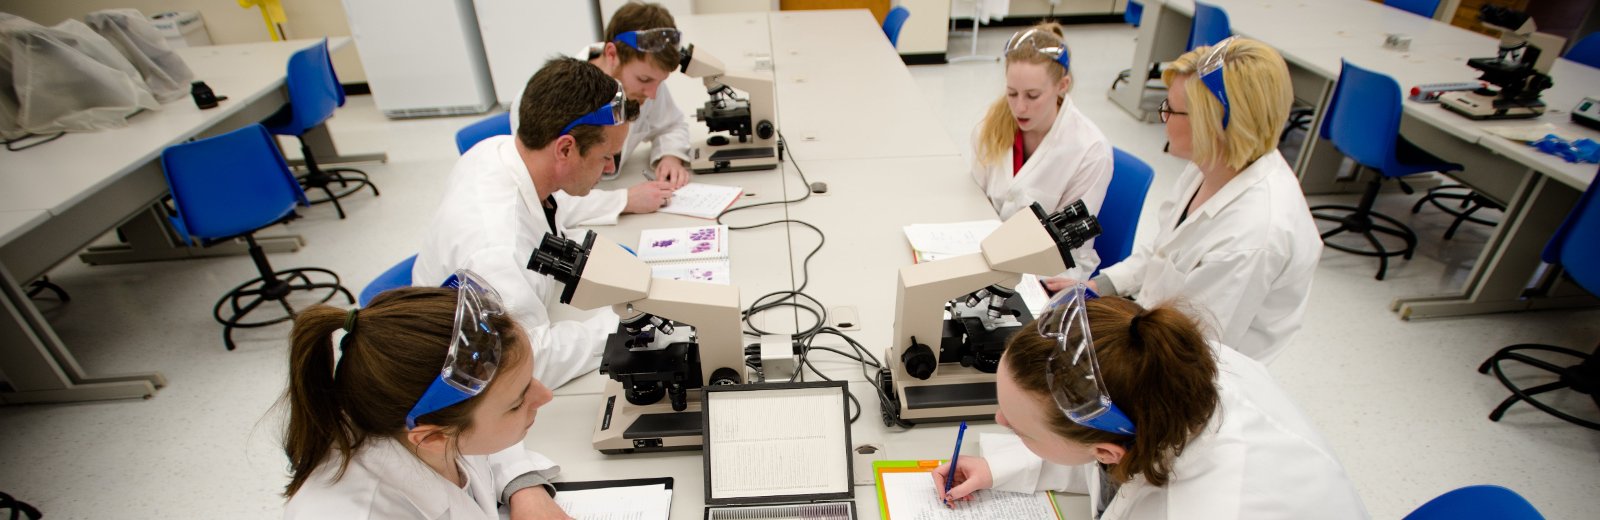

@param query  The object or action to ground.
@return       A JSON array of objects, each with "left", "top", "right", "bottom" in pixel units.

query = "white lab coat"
[
  {"left": 507, "top": 44, "right": 695, "bottom": 225},
  {"left": 284, "top": 438, "right": 559, "bottom": 520},
  {"left": 982, "top": 345, "right": 1369, "bottom": 520},
  {"left": 969, "top": 94, "right": 1113, "bottom": 278},
  {"left": 413, "top": 135, "right": 621, "bottom": 389},
  {"left": 1095, "top": 150, "right": 1320, "bottom": 363}
]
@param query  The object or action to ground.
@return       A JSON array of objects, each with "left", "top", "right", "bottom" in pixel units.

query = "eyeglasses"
[
  {"left": 1037, "top": 283, "right": 1136, "bottom": 436},
  {"left": 559, "top": 78, "right": 627, "bottom": 136},
  {"left": 1004, "top": 28, "right": 1070, "bottom": 71},
  {"left": 1196, "top": 36, "right": 1238, "bottom": 129},
  {"left": 405, "top": 269, "right": 507, "bottom": 430},
  {"left": 1157, "top": 98, "right": 1188, "bottom": 123},
  {"left": 615, "top": 28, "right": 682, "bottom": 53}
]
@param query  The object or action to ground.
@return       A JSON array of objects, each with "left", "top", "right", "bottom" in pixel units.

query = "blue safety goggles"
[
  {"left": 614, "top": 28, "right": 682, "bottom": 53},
  {"left": 1197, "top": 36, "right": 1237, "bottom": 129},
  {"left": 1005, "top": 28, "right": 1071, "bottom": 72},
  {"left": 559, "top": 77, "right": 627, "bottom": 136},
  {"left": 405, "top": 269, "right": 507, "bottom": 430},
  {"left": 1037, "top": 283, "right": 1136, "bottom": 436}
]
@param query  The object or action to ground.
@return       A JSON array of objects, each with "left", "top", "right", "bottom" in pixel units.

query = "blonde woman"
[
  {"left": 971, "top": 23, "right": 1114, "bottom": 278},
  {"left": 1047, "top": 38, "right": 1321, "bottom": 364}
]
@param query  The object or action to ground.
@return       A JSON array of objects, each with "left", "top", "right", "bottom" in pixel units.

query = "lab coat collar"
[
  {"left": 1189, "top": 150, "right": 1290, "bottom": 221},
  {"left": 1011, "top": 94, "right": 1080, "bottom": 182},
  {"left": 353, "top": 437, "right": 464, "bottom": 518},
  {"left": 495, "top": 137, "right": 550, "bottom": 226}
]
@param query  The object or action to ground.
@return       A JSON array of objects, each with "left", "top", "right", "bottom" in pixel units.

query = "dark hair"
[
  {"left": 515, "top": 57, "right": 640, "bottom": 154},
  {"left": 281, "top": 287, "right": 524, "bottom": 497},
  {"left": 1003, "top": 296, "right": 1218, "bottom": 487},
  {"left": 605, "top": 2, "right": 681, "bottom": 73}
]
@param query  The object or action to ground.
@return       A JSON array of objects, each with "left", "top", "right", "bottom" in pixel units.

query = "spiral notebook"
[{"left": 636, "top": 225, "right": 731, "bottom": 284}]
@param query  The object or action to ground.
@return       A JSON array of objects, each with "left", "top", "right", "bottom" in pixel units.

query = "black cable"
[{"left": 3, "top": 132, "right": 65, "bottom": 151}]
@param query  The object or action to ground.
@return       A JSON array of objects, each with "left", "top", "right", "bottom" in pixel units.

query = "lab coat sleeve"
[
  {"left": 645, "top": 87, "right": 693, "bottom": 166},
  {"left": 979, "top": 433, "right": 1088, "bottom": 494},
  {"left": 552, "top": 188, "right": 627, "bottom": 227},
  {"left": 1166, "top": 248, "right": 1277, "bottom": 349},
  {"left": 489, "top": 445, "right": 560, "bottom": 503},
  {"left": 1096, "top": 237, "right": 1151, "bottom": 296},
  {"left": 464, "top": 247, "right": 605, "bottom": 389}
]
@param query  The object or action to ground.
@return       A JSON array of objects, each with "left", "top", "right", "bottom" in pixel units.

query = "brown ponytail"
[
  {"left": 1003, "top": 297, "right": 1218, "bottom": 487},
  {"left": 281, "top": 287, "right": 525, "bottom": 497},
  {"left": 975, "top": 21, "right": 1073, "bottom": 166}
]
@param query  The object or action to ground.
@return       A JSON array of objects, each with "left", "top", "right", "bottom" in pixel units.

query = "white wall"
[{"left": 0, "top": 0, "right": 368, "bottom": 82}]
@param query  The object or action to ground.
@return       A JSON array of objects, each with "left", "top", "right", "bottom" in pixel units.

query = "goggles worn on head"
[
  {"left": 405, "top": 269, "right": 507, "bottom": 430},
  {"left": 615, "top": 28, "right": 682, "bottom": 53},
  {"left": 559, "top": 78, "right": 627, "bottom": 136},
  {"left": 1005, "top": 28, "right": 1071, "bottom": 71},
  {"left": 1197, "top": 36, "right": 1238, "bottom": 129},
  {"left": 1037, "top": 283, "right": 1136, "bottom": 436}
]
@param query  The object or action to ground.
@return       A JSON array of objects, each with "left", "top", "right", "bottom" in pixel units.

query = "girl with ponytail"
[
  {"left": 932, "top": 288, "right": 1368, "bottom": 519},
  {"left": 970, "top": 22, "right": 1114, "bottom": 280},
  {"left": 281, "top": 272, "right": 569, "bottom": 519}
]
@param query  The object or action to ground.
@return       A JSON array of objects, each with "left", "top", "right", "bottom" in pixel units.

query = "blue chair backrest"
[
  {"left": 1125, "top": 1, "right": 1144, "bottom": 27},
  {"left": 160, "top": 124, "right": 307, "bottom": 241},
  {"left": 883, "top": 6, "right": 911, "bottom": 49},
  {"left": 1384, "top": 0, "right": 1440, "bottom": 18},
  {"left": 1189, "top": 2, "right": 1231, "bottom": 51},
  {"left": 360, "top": 254, "right": 419, "bottom": 307},
  {"left": 275, "top": 39, "right": 341, "bottom": 137},
  {"left": 1403, "top": 485, "right": 1544, "bottom": 520},
  {"left": 1566, "top": 32, "right": 1600, "bottom": 68},
  {"left": 1320, "top": 60, "right": 1407, "bottom": 177},
  {"left": 456, "top": 112, "right": 513, "bottom": 154},
  {"left": 1542, "top": 166, "right": 1600, "bottom": 294},
  {"left": 1095, "top": 148, "right": 1156, "bottom": 273}
]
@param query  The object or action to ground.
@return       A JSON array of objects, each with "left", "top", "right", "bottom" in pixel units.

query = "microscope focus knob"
[
  {"left": 901, "top": 341, "right": 937, "bottom": 380},
  {"left": 755, "top": 120, "right": 775, "bottom": 140},
  {"left": 709, "top": 367, "right": 743, "bottom": 386}
]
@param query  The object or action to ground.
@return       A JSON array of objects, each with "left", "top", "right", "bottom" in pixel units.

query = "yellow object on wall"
[{"left": 238, "top": 0, "right": 289, "bottom": 41}]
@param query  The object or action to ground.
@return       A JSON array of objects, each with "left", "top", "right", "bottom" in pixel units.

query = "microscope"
[
  {"left": 678, "top": 44, "right": 781, "bottom": 173},
  {"left": 526, "top": 232, "right": 744, "bottom": 454},
  {"left": 1439, "top": 6, "right": 1563, "bottom": 120},
  {"left": 879, "top": 202, "right": 1101, "bottom": 425}
]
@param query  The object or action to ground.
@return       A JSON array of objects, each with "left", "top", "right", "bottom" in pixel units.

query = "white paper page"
[
  {"left": 707, "top": 387, "right": 849, "bottom": 499},
  {"left": 1016, "top": 273, "right": 1050, "bottom": 316},
  {"left": 636, "top": 225, "right": 728, "bottom": 262},
  {"left": 659, "top": 183, "right": 743, "bottom": 219},
  {"left": 904, "top": 220, "right": 1002, "bottom": 256},
  {"left": 651, "top": 261, "right": 731, "bottom": 284},
  {"left": 553, "top": 484, "right": 671, "bottom": 520},
  {"left": 880, "top": 471, "right": 1056, "bottom": 520}
]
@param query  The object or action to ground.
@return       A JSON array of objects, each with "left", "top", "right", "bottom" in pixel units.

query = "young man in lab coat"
[
  {"left": 970, "top": 24, "right": 1114, "bottom": 279},
  {"left": 413, "top": 57, "right": 636, "bottom": 389},
  {"left": 508, "top": 2, "right": 694, "bottom": 224}
]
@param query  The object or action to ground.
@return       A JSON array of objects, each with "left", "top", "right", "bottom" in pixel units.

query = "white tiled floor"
[{"left": 2, "top": 23, "right": 1597, "bottom": 520}]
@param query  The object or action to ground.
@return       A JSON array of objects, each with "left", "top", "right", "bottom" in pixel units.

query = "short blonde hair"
[{"left": 1161, "top": 38, "right": 1292, "bottom": 171}]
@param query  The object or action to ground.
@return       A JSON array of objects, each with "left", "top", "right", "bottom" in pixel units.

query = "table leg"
[
  {"left": 1393, "top": 174, "right": 1595, "bottom": 319},
  {"left": 290, "top": 124, "right": 388, "bottom": 167},
  {"left": 1109, "top": 1, "right": 1189, "bottom": 121},
  {"left": 77, "top": 205, "right": 303, "bottom": 265},
  {"left": 0, "top": 263, "right": 164, "bottom": 404}
]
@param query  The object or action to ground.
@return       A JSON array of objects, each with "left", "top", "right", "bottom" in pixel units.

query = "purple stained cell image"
[
  {"left": 691, "top": 242, "right": 712, "bottom": 254},
  {"left": 651, "top": 239, "right": 677, "bottom": 248}
]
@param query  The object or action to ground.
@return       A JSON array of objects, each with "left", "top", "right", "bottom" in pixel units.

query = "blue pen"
[{"left": 943, "top": 421, "right": 968, "bottom": 507}]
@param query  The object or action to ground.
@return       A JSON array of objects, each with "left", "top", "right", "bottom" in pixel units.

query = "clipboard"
[
  {"left": 872, "top": 460, "right": 1067, "bottom": 520},
  {"left": 552, "top": 476, "right": 674, "bottom": 492}
]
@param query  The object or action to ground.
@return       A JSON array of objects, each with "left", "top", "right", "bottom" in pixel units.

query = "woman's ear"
[
  {"left": 1058, "top": 73, "right": 1073, "bottom": 96},
  {"left": 1091, "top": 442, "right": 1126, "bottom": 465},
  {"left": 406, "top": 425, "right": 451, "bottom": 454}
]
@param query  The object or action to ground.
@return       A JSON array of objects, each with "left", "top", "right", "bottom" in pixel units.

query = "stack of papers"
[
  {"left": 903, "top": 220, "right": 1002, "bottom": 263},
  {"left": 553, "top": 483, "right": 672, "bottom": 520},
  {"left": 658, "top": 183, "right": 743, "bottom": 219}
]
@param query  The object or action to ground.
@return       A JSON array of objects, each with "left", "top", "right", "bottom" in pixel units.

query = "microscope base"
[
  {"left": 1440, "top": 91, "right": 1545, "bottom": 120},
  {"left": 878, "top": 362, "right": 998, "bottom": 426},
  {"left": 592, "top": 380, "right": 704, "bottom": 454},
  {"left": 690, "top": 144, "right": 779, "bottom": 174}
]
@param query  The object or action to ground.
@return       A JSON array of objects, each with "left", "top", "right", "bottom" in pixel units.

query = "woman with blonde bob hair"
[
  {"left": 932, "top": 287, "right": 1368, "bottom": 519},
  {"left": 1046, "top": 37, "right": 1322, "bottom": 364},
  {"left": 971, "top": 22, "right": 1114, "bottom": 279}
]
